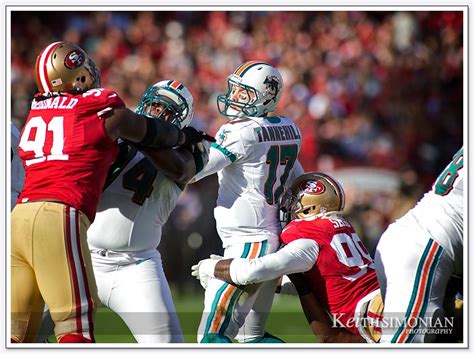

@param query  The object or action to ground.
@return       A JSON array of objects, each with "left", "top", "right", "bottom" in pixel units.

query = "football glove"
[
  {"left": 188, "top": 140, "right": 210, "bottom": 174},
  {"left": 182, "top": 127, "right": 215, "bottom": 148},
  {"left": 191, "top": 254, "right": 223, "bottom": 289}
]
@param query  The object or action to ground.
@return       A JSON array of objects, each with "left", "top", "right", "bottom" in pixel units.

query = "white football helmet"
[
  {"left": 217, "top": 61, "right": 284, "bottom": 119},
  {"left": 136, "top": 80, "right": 194, "bottom": 128}
]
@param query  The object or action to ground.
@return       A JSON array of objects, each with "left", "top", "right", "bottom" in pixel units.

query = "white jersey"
[
  {"left": 196, "top": 116, "right": 302, "bottom": 247},
  {"left": 396, "top": 147, "right": 464, "bottom": 269},
  {"left": 87, "top": 144, "right": 182, "bottom": 252},
  {"left": 11, "top": 122, "right": 25, "bottom": 209}
]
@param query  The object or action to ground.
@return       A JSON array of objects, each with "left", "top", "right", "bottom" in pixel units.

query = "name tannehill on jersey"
[{"left": 254, "top": 124, "right": 301, "bottom": 143}]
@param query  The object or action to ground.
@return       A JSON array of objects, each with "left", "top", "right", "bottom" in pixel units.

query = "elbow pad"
[{"left": 139, "top": 116, "right": 185, "bottom": 149}]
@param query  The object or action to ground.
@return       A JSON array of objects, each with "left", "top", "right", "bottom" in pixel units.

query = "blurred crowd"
[{"left": 11, "top": 10, "right": 463, "bottom": 288}]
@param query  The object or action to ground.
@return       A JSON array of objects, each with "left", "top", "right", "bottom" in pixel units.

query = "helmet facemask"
[
  {"left": 217, "top": 78, "right": 260, "bottom": 118},
  {"left": 136, "top": 85, "right": 191, "bottom": 128},
  {"left": 278, "top": 188, "right": 296, "bottom": 227}
]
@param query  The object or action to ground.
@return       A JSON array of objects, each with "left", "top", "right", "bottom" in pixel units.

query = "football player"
[
  {"left": 190, "top": 61, "right": 304, "bottom": 343},
  {"left": 86, "top": 80, "right": 208, "bottom": 343},
  {"left": 374, "top": 147, "right": 463, "bottom": 343},
  {"left": 11, "top": 41, "right": 213, "bottom": 344},
  {"left": 192, "top": 172, "right": 384, "bottom": 343}
]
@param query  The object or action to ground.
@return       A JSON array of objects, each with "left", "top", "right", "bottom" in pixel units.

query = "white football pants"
[
  {"left": 374, "top": 221, "right": 455, "bottom": 343},
  {"left": 91, "top": 248, "right": 184, "bottom": 343},
  {"left": 197, "top": 238, "right": 280, "bottom": 342}
]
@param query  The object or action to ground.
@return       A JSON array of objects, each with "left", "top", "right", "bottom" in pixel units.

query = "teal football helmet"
[{"left": 137, "top": 80, "right": 194, "bottom": 128}]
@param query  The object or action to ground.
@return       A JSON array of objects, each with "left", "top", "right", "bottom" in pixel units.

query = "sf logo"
[
  {"left": 302, "top": 180, "right": 325, "bottom": 195},
  {"left": 64, "top": 50, "right": 85, "bottom": 69}
]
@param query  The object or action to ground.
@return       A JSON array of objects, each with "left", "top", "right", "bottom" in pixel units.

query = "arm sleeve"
[
  {"left": 189, "top": 142, "right": 233, "bottom": 182},
  {"left": 229, "top": 239, "right": 319, "bottom": 285}
]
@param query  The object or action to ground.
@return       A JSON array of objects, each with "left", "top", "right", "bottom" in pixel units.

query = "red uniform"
[
  {"left": 12, "top": 88, "right": 125, "bottom": 343},
  {"left": 18, "top": 88, "right": 124, "bottom": 221},
  {"left": 280, "top": 217, "right": 380, "bottom": 335}
]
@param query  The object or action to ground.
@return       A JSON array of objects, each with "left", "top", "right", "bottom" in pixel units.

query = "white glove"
[{"left": 191, "top": 254, "right": 223, "bottom": 289}]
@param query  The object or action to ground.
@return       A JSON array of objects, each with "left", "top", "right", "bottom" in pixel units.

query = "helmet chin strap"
[{"left": 226, "top": 106, "right": 245, "bottom": 118}]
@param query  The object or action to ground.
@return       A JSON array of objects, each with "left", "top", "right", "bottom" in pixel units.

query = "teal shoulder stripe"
[
  {"left": 211, "top": 142, "right": 237, "bottom": 162},
  {"left": 391, "top": 239, "right": 434, "bottom": 343},
  {"left": 264, "top": 117, "right": 281, "bottom": 124},
  {"left": 406, "top": 245, "right": 445, "bottom": 343},
  {"left": 454, "top": 147, "right": 463, "bottom": 159}
]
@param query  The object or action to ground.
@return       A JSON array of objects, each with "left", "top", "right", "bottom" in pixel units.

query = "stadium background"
[{"left": 10, "top": 10, "right": 463, "bottom": 343}]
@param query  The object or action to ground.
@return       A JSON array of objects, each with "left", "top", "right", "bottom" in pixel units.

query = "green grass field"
[{"left": 84, "top": 291, "right": 315, "bottom": 344}]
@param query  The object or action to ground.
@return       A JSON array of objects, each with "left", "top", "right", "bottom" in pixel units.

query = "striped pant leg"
[
  {"left": 32, "top": 202, "right": 98, "bottom": 342},
  {"left": 197, "top": 241, "right": 270, "bottom": 342},
  {"left": 375, "top": 225, "right": 454, "bottom": 343},
  {"left": 235, "top": 277, "right": 280, "bottom": 342}
]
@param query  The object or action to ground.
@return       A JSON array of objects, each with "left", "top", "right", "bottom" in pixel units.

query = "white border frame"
[{"left": 2, "top": 2, "right": 470, "bottom": 353}]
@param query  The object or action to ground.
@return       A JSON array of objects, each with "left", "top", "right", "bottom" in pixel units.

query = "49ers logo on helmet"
[
  {"left": 64, "top": 50, "right": 85, "bottom": 69},
  {"left": 301, "top": 180, "right": 325, "bottom": 195}
]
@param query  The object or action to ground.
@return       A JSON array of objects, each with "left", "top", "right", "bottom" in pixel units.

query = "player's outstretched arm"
[
  {"left": 191, "top": 239, "right": 318, "bottom": 286},
  {"left": 188, "top": 147, "right": 231, "bottom": 183},
  {"left": 104, "top": 107, "right": 183, "bottom": 147},
  {"left": 140, "top": 146, "right": 196, "bottom": 187},
  {"left": 104, "top": 108, "right": 215, "bottom": 149}
]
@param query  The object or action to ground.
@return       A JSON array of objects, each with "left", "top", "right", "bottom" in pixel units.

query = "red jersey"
[
  {"left": 18, "top": 88, "right": 125, "bottom": 222},
  {"left": 280, "top": 217, "right": 379, "bottom": 334}
]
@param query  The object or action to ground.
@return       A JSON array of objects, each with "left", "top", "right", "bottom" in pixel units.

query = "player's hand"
[
  {"left": 182, "top": 127, "right": 215, "bottom": 148},
  {"left": 191, "top": 255, "right": 222, "bottom": 289},
  {"left": 275, "top": 275, "right": 299, "bottom": 296},
  {"left": 189, "top": 141, "right": 210, "bottom": 174}
]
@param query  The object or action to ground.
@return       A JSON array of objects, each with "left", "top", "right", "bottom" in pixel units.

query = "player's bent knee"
[
  {"left": 200, "top": 333, "right": 232, "bottom": 343},
  {"left": 57, "top": 333, "right": 94, "bottom": 343}
]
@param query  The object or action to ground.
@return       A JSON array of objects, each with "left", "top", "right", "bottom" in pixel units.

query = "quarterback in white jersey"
[
  {"left": 87, "top": 80, "right": 210, "bottom": 343},
  {"left": 191, "top": 61, "right": 304, "bottom": 343},
  {"left": 374, "top": 147, "right": 463, "bottom": 343},
  {"left": 11, "top": 121, "right": 25, "bottom": 209}
]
